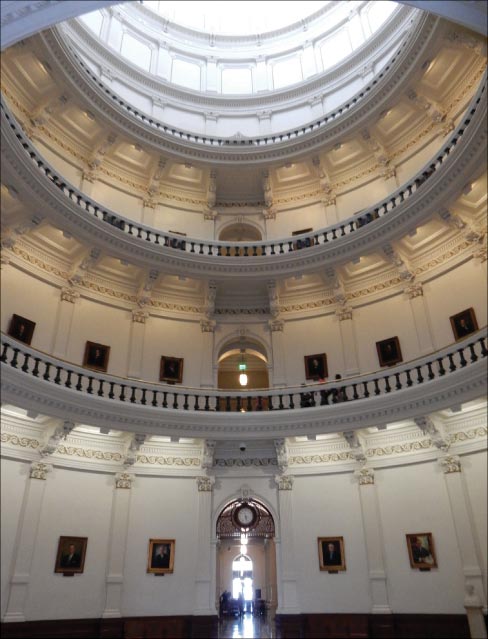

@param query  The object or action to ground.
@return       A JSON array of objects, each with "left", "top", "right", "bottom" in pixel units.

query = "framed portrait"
[
  {"left": 160, "top": 356, "right": 183, "bottom": 384},
  {"left": 8, "top": 314, "right": 36, "bottom": 345},
  {"left": 305, "top": 353, "right": 328, "bottom": 381},
  {"left": 318, "top": 536, "right": 346, "bottom": 572},
  {"left": 406, "top": 532, "right": 437, "bottom": 569},
  {"left": 450, "top": 307, "right": 478, "bottom": 341},
  {"left": 376, "top": 336, "right": 403, "bottom": 367},
  {"left": 83, "top": 341, "right": 110, "bottom": 372},
  {"left": 147, "top": 539, "right": 175, "bottom": 574},
  {"left": 54, "top": 536, "right": 88, "bottom": 574}
]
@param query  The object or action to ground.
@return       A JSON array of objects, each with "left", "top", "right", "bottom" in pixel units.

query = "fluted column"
[
  {"left": 102, "top": 472, "right": 135, "bottom": 618},
  {"left": 52, "top": 287, "right": 80, "bottom": 358},
  {"left": 127, "top": 310, "right": 148, "bottom": 379},
  {"left": 193, "top": 477, "right": 216, "bottom": 615},
  {"left": 268, "top": 319, "right": 286, "bottom": 386},
  {"left": 353, "top": 467, "right": 391, "bottom": 614},
  {"left": 438, "top": 455, "right": 487, "bottom": 625},
  {"left": 275, "top": 475, "right": 300, "bottom": 614},
  {"left": 142, "top": 198, "right": 156, "bottom": 227},
  {"left": 3, "top": 461, "right": 52, "bottom": 622},
  {"left": 200, "top": 320, "right": 216, "bottom": 388},
  {"left": 404, "top": 283, "right": 435, "bottom": 354},
  {"left": 336, "top": 307, "right": 360, "bottom": 376}
]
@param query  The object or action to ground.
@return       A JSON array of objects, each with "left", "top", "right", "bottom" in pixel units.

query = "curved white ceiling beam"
[{"left": 1, "top": 1, "right": 486, "bottom": 52}]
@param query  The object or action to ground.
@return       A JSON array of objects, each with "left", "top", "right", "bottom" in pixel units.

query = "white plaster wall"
[
  {"left": 1, "top": 451, "right": 487, "bottom": 620},
  {"left": 423, "top": 260, "right": 487, "bottom": 350},
  {"left": 293, "top": 473, "right": 372, "bottom": 613},
  {"left": 376, "top": 462, "right": 466, "bottom": 613},
  {"left": 0, "top": 459, "right": 29, "bottom": 619},
  {"left": 25, "top": 466, "right": 114, "bottom": 620},
  {"left": 121, "top": 475, "right": 198, "bottom": 616},
  {"left": 0, "top": 267, "right": 61, "bottom": 354},
  {"left": 90, "top": 181, "right": 143, "bottom": 221},
  {"left": 462, "top": 450, "right": 488, "bottom": 593}
]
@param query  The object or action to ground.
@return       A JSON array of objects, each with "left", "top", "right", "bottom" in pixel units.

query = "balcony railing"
[
  {"left": 1, "top": 72, "right": 485, "bottom": 260},
  {"left": 2, "top": 332, "right": 486, "bottom": 414}
]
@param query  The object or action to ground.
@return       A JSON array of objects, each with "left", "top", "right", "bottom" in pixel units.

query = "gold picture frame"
[
  {"left": 318, "top": 536, "right": 346, "bottom": 572},
  {"left": 147, "top": 539, "right": 175, "bottom": 574},
  {"left": 54, "top": 536, "right": 88, "bottom": 574},
  {"left": 406, "top": 532, "right": 437, "bottom": 569}
]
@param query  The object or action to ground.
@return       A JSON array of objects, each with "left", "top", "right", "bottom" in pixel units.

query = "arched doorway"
[
  {"left": 218, "top": 223, "right": 264, "bottom": 256},
  {"left": 216, "top": 498, "right": 277, "bottom": 619}
]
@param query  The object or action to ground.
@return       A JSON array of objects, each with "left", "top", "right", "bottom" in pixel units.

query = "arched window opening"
[{"left": 232, "top": 554, "right": 253, "bottom": 601}]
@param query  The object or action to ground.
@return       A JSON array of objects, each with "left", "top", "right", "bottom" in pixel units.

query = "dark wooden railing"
[
  {"left": 2, "top": 332, "right": 486, "bottom": 413},
  {"left": 2, "top": 68, "right": 486, "bottom": 260}
]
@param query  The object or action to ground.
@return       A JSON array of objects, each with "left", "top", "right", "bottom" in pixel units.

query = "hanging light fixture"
[{"left": 238, "top": 350, "right": 248, "bottom": 386}]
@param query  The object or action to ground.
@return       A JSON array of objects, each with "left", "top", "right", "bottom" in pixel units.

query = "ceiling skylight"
[{"left": 142, "top": 0, "right": 330, "bottom": 35}]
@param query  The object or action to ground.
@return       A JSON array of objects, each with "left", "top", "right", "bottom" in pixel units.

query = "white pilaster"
[
  {"left": 405, "top": 284, "right": 435, "bottom": 354},
  {"left": 439, "top": 455, "right": 487, "bottom": 615},
  {"left": 200, "top": 320, "right": 216, "bottom": 388},
  {"left": 275, "top": 475, "right": 300, "bottom": 614},
  {"left": 52, "top": 288, "right": 79, "bottom": 358},
  {"left": 337, "top": 308, "right": 360, "bottom": 376},
  {"left": 269, "top": 320, "right": 286, "bottom": 386},
  {"left": 193, "top": 476, "right": 216, "bottom": 615},
  {"left": 3, "top": 462, "right": 52, "bottom": 622},
  {"left": 354, "top": 467, "right": 391, "bottom": 614},
  {"left": 127, "top": 310, "right": 148, "bottom": 379},
  {"left": 102, "top": 472, "right": 135, "bottom": 618}
]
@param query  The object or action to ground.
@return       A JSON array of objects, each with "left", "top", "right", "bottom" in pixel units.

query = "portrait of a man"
[
  {"left": 83, "top": 341, "right": 110, "bottom": 372},
  {"left": 54, "top": 536, "right": 88, "bottom": 574},
  {"left": 450, "top": 308, "right": 478, "bottom": 341},
  {"left": 407, "top": 533, "right": 437, "bottom": 569},
  {"left": 147, "top": 539, "right": 175, "bottom": 574},
  {"left": 8, "top": 314, "right": 36, "bottom": 345},
  {"left": 318, "top": 536, "right": 346, "bottom": 571},
  {"left": 305, "top": 353, "right": 328, "bottom": 381},
  {"left": 376, "top": 337, "right": 403, "bottom": 367},
  {"left": 160, "top": 356, "right": 183, "bottom": 383}
]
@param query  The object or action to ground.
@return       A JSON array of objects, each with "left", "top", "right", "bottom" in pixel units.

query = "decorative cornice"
[
  {"left": 289, "top": 451, "right": 352, "bottom": 465},
  {"left": 60, "top": 286, "right": 80, "bottom": 303},
  {"left": 137, "top": 454, "right": 200, "bottom": 466},
  {"left": 132, "top": 309, "right": 149, "bottom": 324},
  {"left": 55, "top": 444, "right": 123, "bottom": 461},
  {"left": 1, "top": 432, "right": 40, "bottom": 449},
  {"left": 214, "top": 457, "right": 277, "bottom": 467},
  {"left": 448, "top": 426, "right": 487, "bottom": 445}
]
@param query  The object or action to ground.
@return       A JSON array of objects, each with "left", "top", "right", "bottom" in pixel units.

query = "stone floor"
[{"left": 217, "top": 612, "right": 276, "bottom": 638}]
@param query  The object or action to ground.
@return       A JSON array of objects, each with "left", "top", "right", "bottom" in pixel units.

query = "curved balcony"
[
  {"left": 39, "top": 12, "right": 439, "bottom": 164},
  {"left": 2, "top": 76, "right": 486, "bottom": 279},
  {"left": 2, "top": 332, "right": 486, "bottom": 440}
]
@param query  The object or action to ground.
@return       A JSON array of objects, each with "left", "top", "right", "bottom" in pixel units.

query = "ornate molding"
[
  {"left": 438, "top": 454, "right": 462, "bottom": 474},
  {"left": 196, "top": 476, "right": 215, "bottom": 492},
  {"left": 115, "top": 471, "right": 135, "bottom": 488},
  {"left": 137, "top": 454, "right": 200, "bottom": 466},
  {"left": 1, "top": 432, "right": 40, "bottom": 449},
  {"left": 335, "top": 305, "right": 353, "bottom": 321},
  {"left": 132, "top": 309, "right": 149, "bottom": 324},
  {"left": 275, "top": 474, "right": 294, "bottom": 490},
  {"left": 354, "top": 467, "right": 375, "bottom": 485},
  {"left": 200, "top": 319, "right": 216, "bottom": 332},
  {"left": 289, "top": 452, "right": 352, "bottom": 464},
  {"left": 268, "top": 319, "right": 284, "bottom": 332},
  {"left": 404, "top": 282, "right": 423, "bottom": 299},
  {"left": 30, "top": 460, "right": 52, "bottom": 479},
  {"left": 60, "top": 287, "right": 80, "bottom": 303},
  {"left": 214, "top": 457, "right": 277, "bottom": 467}
]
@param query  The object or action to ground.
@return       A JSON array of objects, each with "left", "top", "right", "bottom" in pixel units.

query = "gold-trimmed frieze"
[
  {"left": 55, "top": 444, "right": 123, "bottom": 461},
  {"left": 137, "top": 454, "right": 200, "bottom": 466},
  {"left": 448, "top": 426, "right": 487, "bottom": 445},
  {"left": 1, "top": 432, "right": 41, "bottom": 449}
]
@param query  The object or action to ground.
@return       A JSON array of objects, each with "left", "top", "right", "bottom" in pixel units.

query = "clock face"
[{"left": 235, "top": 505, "right": 257, "bottom": 528}]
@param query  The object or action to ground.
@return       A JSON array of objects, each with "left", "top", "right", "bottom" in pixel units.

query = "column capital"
[
  {"left": 268, "top": 318, "right": 284, "bottom": 332},
  {"left": 275, "top": 474, "right": 294, "bottom": 490},
  {"left": 196, "top": 476, "right": 215, "bottom": 492},
  {"left": 336, "top": 305, "right": 353, "bottom": 321},
  {"left": 115, "top": 472, "right": 135, "bottom": 489},
  {"left": 200, "top": 319, "right": 216, "bottom": 333},
  {"left": 354, "top": 467, "right": 375, "bottom": 485},
  {"left": 60, "top": 287, "right": 80, "bottom": 303},
  {"left": 30, "top": 461, "right": 52, "bottom": 480},
  {"left": 404, "top": 282, "right": 423, "bottom": 299},
  {"left": 132, "top": 309, "right": 149, "bottom": 324},
  {"left": 439, "top": 454, "right": 462, "bottom": 474}
]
